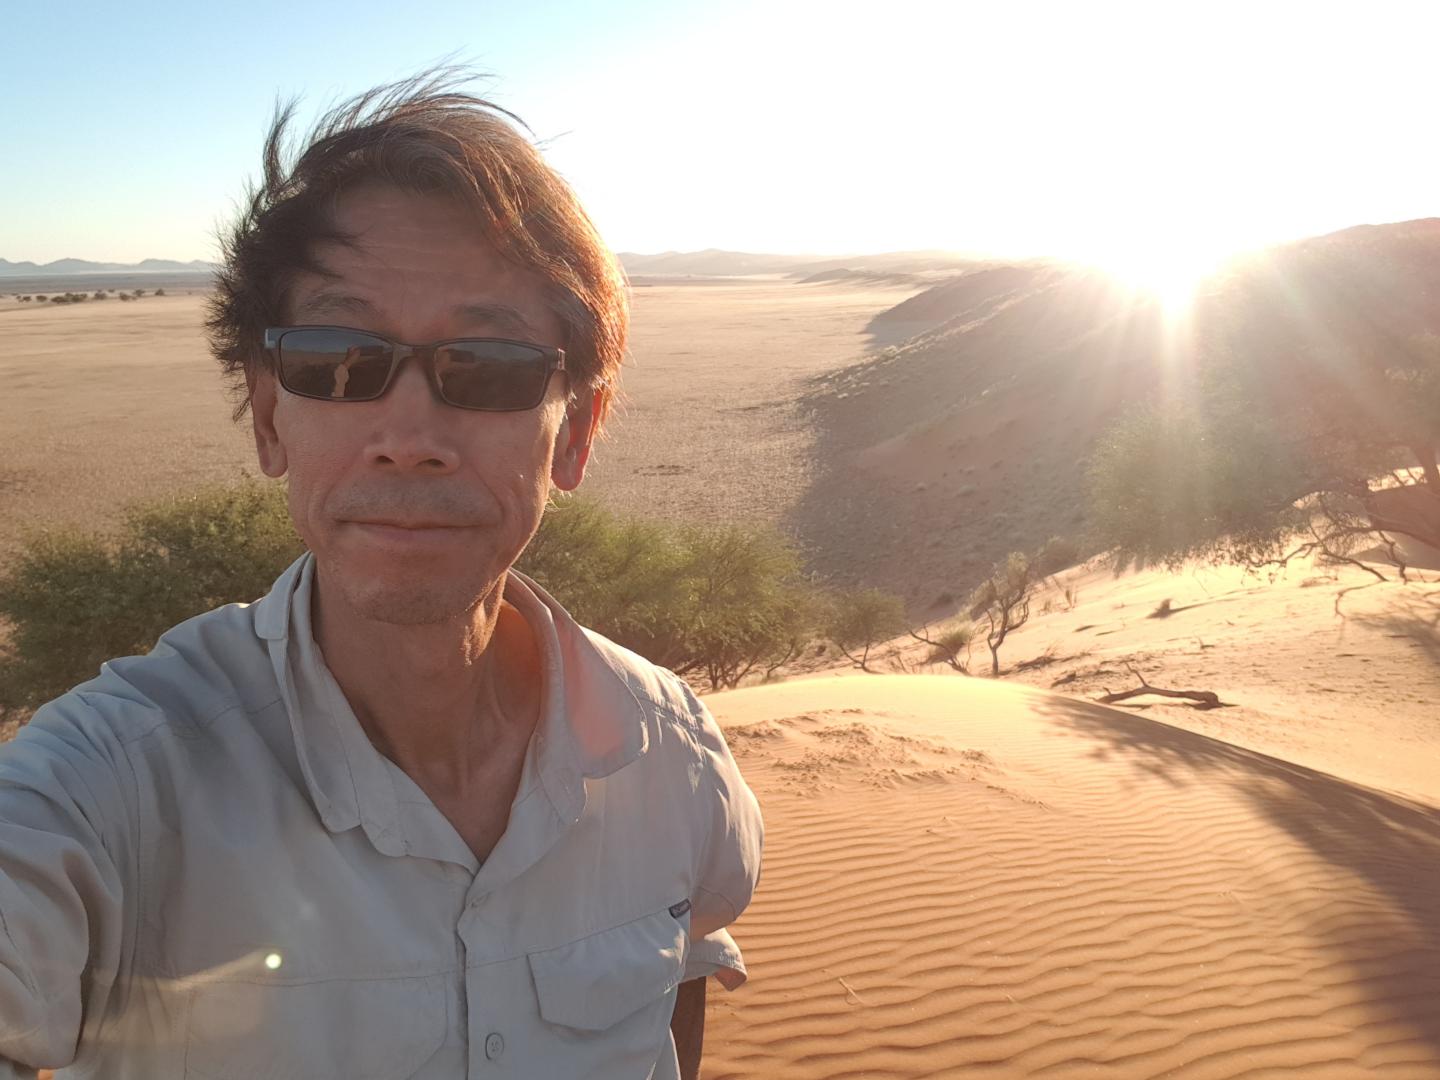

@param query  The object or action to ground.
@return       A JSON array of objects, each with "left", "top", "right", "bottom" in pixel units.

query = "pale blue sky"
[{"left": 3, "top": 0, "right": 1438, "bottom": 278}]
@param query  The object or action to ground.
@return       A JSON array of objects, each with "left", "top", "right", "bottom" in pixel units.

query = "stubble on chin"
[{"left": 322, "top": 554, "right": 496, "bottom": 628}]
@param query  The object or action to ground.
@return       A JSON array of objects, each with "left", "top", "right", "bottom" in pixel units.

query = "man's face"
[{"left": 249, "top": 183, "right": 599, "bottom": 625}]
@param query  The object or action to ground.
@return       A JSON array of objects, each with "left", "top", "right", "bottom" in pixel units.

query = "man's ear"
[
  {"left": 249, "top": 366, "right": 289, "bottom": 479},
  {"left": 551, "top": 390, "right": 603, "bottom": 492}
]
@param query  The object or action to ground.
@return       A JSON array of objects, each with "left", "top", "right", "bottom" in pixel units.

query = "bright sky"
[{"left": 2, "top": 0, "right": 1437, "bottom": 285}]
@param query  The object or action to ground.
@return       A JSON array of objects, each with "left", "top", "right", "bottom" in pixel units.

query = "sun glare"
[{"left": 1084, "top": 232, "right": 1237, "bottom": 314}]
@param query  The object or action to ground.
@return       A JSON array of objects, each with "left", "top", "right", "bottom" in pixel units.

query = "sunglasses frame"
[{"left": 262, "top": 325, "right": 567, "bottom": 412}]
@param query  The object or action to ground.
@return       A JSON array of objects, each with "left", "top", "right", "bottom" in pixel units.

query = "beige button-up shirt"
[{"left": 0, "top": 554, "right": 762, "bottom": 1079}]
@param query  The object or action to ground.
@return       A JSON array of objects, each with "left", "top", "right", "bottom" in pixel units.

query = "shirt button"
[{"left": 485, "top": 1032, "right": 505, "bottom": 1060}]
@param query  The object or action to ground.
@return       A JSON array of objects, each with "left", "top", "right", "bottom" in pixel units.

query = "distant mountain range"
[{"left": 0, "top": 258, "right": 218, "bottom": 277}]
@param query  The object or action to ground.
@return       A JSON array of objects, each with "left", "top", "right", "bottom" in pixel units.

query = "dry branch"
[{"left": 1098, "top": 664, "right": 1227, "bottom": 710}]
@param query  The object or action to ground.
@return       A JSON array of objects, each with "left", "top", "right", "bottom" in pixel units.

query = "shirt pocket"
[
  {"left": 183, "top": 973, "right": 448, "bottom": 1080},
  {"left": 528, "top": 906, "right": 690, "bottom": 1033}
]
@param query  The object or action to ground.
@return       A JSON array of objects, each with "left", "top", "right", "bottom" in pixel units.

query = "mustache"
[{"left": 327, "top": 487, "right": 494, "bottom": 527}]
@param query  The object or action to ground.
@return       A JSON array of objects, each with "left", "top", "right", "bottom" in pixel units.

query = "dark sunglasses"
[{"left": 262, "top": 326, "right": 566, "bottom": 412}]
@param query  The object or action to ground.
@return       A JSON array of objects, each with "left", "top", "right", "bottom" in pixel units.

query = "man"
[{"left": 0, "top": 73, "right": 762, "bottom": 1079}]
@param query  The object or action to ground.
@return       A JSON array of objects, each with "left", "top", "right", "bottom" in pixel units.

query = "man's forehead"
[
  {"left": 283, "top": 183, "right": 563, "bottom": 343},
  {"left": 316, "top": 185, "right": 523, "bottom": 279},
  {"left": 291, "top": 288, "right": 543, "bottom": 338}
]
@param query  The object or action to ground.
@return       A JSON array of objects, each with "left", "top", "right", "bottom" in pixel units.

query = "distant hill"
[
  {"left": 618, "top": 248, "right": 984, "bottom": 278},
  {"left": 788, "top": 218, "right": 1440, "bottom": 605},
  {"left": 0, "top": 257, "right": 218, "bottom": 277}
]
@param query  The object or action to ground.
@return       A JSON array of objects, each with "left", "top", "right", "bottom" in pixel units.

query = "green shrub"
[
  {"left": 520, "top": 498, "right": 821, "bottom": 690},
  {"left": 520, "top": 498, "right": 690, "bottom": 658},
  {"left": 824, "top": 587, "right": 907, "bottom": 671},
  {"left": 907, "top": 618, "right": 975, "bottom": 672},
  {"left": 0, "top": 478, "right": 303, "bottom": 712},
  {"left": 0, "top": 483, "right": 866, "bottom": 716}
]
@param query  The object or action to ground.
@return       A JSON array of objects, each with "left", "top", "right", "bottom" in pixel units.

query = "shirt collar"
[{"left": 251, "top": 553, "right": 649, "bottom": 851}]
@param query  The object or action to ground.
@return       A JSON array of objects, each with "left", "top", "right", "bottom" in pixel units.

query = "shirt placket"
[{"left": 457, "top": 760, "right": 587, "bottom": 1074}]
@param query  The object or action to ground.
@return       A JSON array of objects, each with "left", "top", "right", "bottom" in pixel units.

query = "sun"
[{"left": 1086, "top": 231, "right": 1235, "bottom": 314}]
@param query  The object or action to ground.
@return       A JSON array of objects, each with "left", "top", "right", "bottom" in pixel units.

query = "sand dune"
[
  {"left": 702, "top": 676, "right": 1440, "bottom": 1079},
  {"left": 911, "top": 554, "right": 1440, "bottom": 812},
  {"left": 795, "top": 219, "right": 1440, "bottom": 605}
]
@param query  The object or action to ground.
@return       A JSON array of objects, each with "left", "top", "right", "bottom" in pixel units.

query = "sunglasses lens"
[
  {"left": 435, "top": 342, "right": 552, "bottom": 410},
  {"left": 277, "top": 330, "right": 391, "bottom": 400}
]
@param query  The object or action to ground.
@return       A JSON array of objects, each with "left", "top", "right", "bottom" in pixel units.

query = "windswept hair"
[{"left": 206, "top": 68, "right": 628, "bottom": 429}]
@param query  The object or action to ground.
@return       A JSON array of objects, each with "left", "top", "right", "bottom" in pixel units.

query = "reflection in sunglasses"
[{"left": 331, "top": 346, "right": 362, "bottom": 399}]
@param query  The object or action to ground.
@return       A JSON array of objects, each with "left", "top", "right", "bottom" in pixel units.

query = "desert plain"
[{"left": 2, "top": 273, "right": 1439, "bottom": 1077}]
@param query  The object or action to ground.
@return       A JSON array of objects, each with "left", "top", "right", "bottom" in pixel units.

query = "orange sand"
[{"left": 702, "top": 676, "right": 1440, "bottom": 1078}]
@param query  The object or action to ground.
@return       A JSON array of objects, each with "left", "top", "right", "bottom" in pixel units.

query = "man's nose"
[{"left": 362, "top": 355, "right": 461, "bottom": 472}]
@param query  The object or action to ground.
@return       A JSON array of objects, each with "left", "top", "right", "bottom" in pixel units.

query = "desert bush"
[
  {"left": 668, "top": 523, "right": 815, "bottom": 690},
  {"left": 909, "top": 620, "right": 974, "bottom": 672},
  {"left": 0, "top": 483, "right": 837, "bottom": 715},
  {"left": 1035, "top": 535, "right": 1080, "bottom": 577},
  {"left": 154, "top": 288, "right": 165, "bottom": 296},
  {"left": 521, "top": 499, "right": 693, "bottom": 669},
  {"left": 519, "top": 498, "right": 821, "bottom": 690},
  {"left": 0, "top": 478, "right": 303, "bottom": 713},
  {"left": 1089, "top": 333, "right": 1440, "bottom": 570},
  {"left": 968, "top": 551, "right": 1039, "bottom": 676},
  {"left": 1087, "top": 398, "right": 1308, "bottom": 568},
  {"left": 92, "top": 291, "right": 107, "bottom": 300},
  {"left": 825, "top": 587, "right": 907, "bottom": 672}
]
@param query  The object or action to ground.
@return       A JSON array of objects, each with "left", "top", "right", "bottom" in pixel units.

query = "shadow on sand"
[
  {"left": 1029, "top": 690, "right": 1440, "bottom": 1059},
  {"left": 1351, "top": 586, "right": 1440, "bottom": 687}
]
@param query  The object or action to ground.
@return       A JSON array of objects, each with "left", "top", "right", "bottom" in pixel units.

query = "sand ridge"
[{"left": 703, "top": 676, "right": 1440, "bottom": 1078}]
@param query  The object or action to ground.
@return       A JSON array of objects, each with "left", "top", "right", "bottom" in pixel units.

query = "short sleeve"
[
  {"left": 682, "top": 927, "right": 748, "bottom": 990},
  {"left": 673, "top": 681, "right": 763, "bottom": 989},
  {"left": 0, "top": 693, "right": 133, "bottom": 1072}
]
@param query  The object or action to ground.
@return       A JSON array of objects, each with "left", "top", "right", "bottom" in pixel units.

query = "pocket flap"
[{"left": 528, "top": 908, "right": 688, "bottom": 1030}]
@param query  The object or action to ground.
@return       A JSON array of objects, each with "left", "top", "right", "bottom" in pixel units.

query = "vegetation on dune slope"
[{"left": 1088, "top": 241, "right": 1440, "bottom": 573}]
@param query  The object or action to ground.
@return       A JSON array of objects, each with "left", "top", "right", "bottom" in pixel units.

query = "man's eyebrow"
[
  {"left": 454, "top": 301, "right": 539, "bottom": 338},
  {"left": 292, "top": 290, "right": 372, "bottom": 318},
  {"left": 289, "top": 294, "right": 539, "bottom": 338}
]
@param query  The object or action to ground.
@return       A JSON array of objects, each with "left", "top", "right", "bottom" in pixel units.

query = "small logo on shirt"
[{"left": 669, "top": 899, "right": 692, "bottom": 919}]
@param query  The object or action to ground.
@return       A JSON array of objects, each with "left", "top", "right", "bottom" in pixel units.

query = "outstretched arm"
[{"left": 0, "top": 700, "right": 132, "bottom": 1075}]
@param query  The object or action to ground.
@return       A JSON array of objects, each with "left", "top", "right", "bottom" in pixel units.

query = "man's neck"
[{"left": 309, "top": 569, "right": 542, "bottom": 798}]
